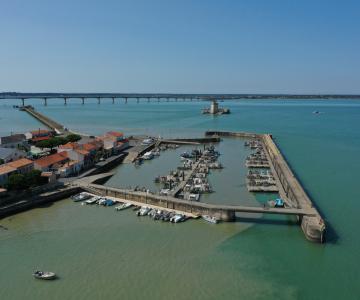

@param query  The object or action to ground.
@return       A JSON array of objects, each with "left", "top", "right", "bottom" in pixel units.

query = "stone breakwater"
[{"left": 205, "top": 131, "right": 326, "bottom": 243}]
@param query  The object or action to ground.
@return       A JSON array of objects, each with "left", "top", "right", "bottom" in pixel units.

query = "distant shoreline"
[{"left": 1, "top": 92, "right": 360, "bottom": 100}]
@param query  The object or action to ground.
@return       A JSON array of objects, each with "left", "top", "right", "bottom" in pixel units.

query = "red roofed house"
[
  {"left": 58, "top": 142, "right": 79, "bottom": 150},
  {"left": 34, "top": 152, "right": 69, "bottom": 172},
  {"left": 26, "top": 129, "right": 53, "bottom": 143},
  {"left": 0, "top": 158, "right": 34, "bottom": 186},
  {"left": 0, "top": 165, "right": 17, "bottom": 187},
  {"left": 103, "top": 131, "right": 129, "bottom": 154},
  {"left": 7, "top": 158, "right": 34, "bottom": 174}
]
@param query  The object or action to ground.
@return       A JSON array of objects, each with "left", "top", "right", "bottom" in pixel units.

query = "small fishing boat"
[
  {"left": 71, "top": 192, "right": 92, "bottom": 202},
  {"left": 180, "top": 151, "right": 193, "bottom": 159},
  {"left": 33, "top": 270, "right": 57, "bottom": 280},
  {"left": 188, "top": 193, "right": 200, "bottom": 201},
  {"left": 142, "top": 138, "right": 154, "bottom": 145},
  {"left": 137, "top": 206, "right": 151, "bottom": 216},
  {"left": 103, "top": 199, "right": 115, "bottom": 206},
  {"left": 170, "top": 214, "right": 185, "bottom": 223},
  {"left": 202, "top": 215, "right": 218, "bottom": 224},
  {"left": 115, "top": 202, "right": 132, "bottom": 211},
  {"left": 84, "top": 197, "right": 99, "bottom": 205},
  {"left": 142, "top": 151, "right": 154, "bottom": 160},
  {"left": 97, "top": 198, "right": 107, "bottom": 205}
]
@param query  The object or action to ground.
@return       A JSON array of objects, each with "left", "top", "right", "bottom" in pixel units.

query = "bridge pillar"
[
  {"left": 137, "top": 97, "right": 140, "bottom": 103},
  {"left": 81, "top": 97, "right": 85, "bottom": 105},
  {"left": 43, "top": 98, "right": 47, "bottom": 106},
  {"left": 97, "top": 97, "right": 101, "bottom": 104},
  {"left": 21, "top": 98, "right": 25, "bottom": 106},
  {"left": 157, "top": 97, "right": 160, "bottom": 102},
  {"left": 124, "top": 97, "right": 128, "bottom": 104},
  {"left": 64, "top": 98, "right": 67, "bottom": 105},
  {"left": 147, "top": 97, "right": 150, "bottom": 103},
  {"left": 112, "top": 97, "right": 115, "bottom": 104}
]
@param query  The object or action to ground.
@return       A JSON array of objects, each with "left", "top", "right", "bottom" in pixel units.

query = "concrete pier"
[
  {"left": 77, "top": 183, "right": 315, "bottom": 223},
  {"left": 22, "top": 106, "right": 64, "bottom": 133}
]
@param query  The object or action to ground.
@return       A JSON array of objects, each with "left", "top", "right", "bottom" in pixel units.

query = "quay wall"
[
  {"left": 0, "top": 186, "right": 80, "bottom": 219},
  {"left": 84, "top": 184, "right": 236, "bottom": 221},
  {"left": 205, "top": 131, "right": 260, "bottom": 139},
  {"left": 161, "top": 137, "right": 221, "bottom": 144},
  {"left": 261, "top": 134, "right": 326, "bottom": 243},
  {"left": 82, "top": 184, "right": 313, "bottom": 219},
  {"left": 88, "top": 153, "right": 126, "bottom": 176}
]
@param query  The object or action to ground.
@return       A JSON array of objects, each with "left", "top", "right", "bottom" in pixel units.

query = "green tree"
[
  {"left": 36, "top": 137, "right": 67, "bottom": 149},
  {"left": 0, "top": 158, "right": 4, "bottom": 165},
  {"left": 24, "top": 170, "right": 43, "bottom": 186},
  {"left": 6, "top": 174, "right": 26, "bottom": 190},
  {"left": 65, "top": 134, "right": 81, "bottom": 143}
]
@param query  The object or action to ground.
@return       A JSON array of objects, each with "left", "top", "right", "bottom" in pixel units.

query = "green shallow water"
[{"left": 0, "top": 99, "right": 359, "bottom": 299}]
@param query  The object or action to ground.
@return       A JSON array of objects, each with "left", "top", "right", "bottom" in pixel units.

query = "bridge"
[{"left": 2, "top": 92, "right": 360, "bottom": 106}]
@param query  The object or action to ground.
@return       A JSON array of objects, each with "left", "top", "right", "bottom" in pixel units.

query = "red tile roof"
[
  {"left": 59, "top": 142, "right": 79, "bottom": 150},
  {"left": 7, "top": 158, "right": 33, "bottom": 169},
  {"left": 34, "top": 152, "right": 68, "bottom": 168},
  {"left": 31, "top": 129, "right": 52, "bottom": 135},
  {"left": 0, "top": 165, "right": 16, "bottom": 175},
  {"left": 75, "top": 149, "right": 90, "bottom": 156},
  {"left": 82, "top": 143, "right": 97, "bottom": 151},
  {"left": 106, "top": 131, "right": 124, "bottom": 138}
]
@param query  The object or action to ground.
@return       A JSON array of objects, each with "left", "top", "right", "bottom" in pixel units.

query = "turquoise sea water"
[{"left": 0, "top": 99, "right": 359, "bottom": 299}]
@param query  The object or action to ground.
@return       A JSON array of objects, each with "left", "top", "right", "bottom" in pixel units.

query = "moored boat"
[
  {"left": 33, "top": 270, "right": 57, "bottom": 280},
  {"left": 72, "top": 192, "right": 92, "bottom": 202},
  {"left": 142, "top": 151, "right": 154, "bottom": 160},
  {"left": 84, "top": 196, "right": 100, "bottom": 205},
  {"left": 137, "top": 206, "right": 151, "bottom": 216},
  {"left": 115, "top": 202, "right": 133, "bottom": 211},
  {"left": 202, "top": 215, "right": 218, "bottom": 224}
]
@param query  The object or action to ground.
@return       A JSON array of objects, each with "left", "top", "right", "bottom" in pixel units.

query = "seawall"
[
  {"left": 0, "top": 186, "right": 80, "bottom": 219},
  {"left": 205, "top": 130, "right": 326, "bottom": 243}
]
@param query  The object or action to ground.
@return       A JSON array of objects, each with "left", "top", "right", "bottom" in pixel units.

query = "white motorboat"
[
  {"left": 72, "top": 192, "right": 92, "bottom": 202},
  {"left": 170, "top": 214, "right": 185, "bottom": 223},
  {"left": 115, "top": 202, "right": 133, "bottom": 211},
  {"left": 33, "top": 270, "right": 57, "bottom": 280},
  {"left": 142, "top": 138, "right": 154, "bottom": 145},
  {"left": 137, "top": 206, "right": 151, "bottom": 216},
  {"left": 188, "top": 193, "right": 200, "bottom": 201},
  {"left": 202, "top": 215, "right": 218, "bottom": 224},
  {"left": 159, "top": 189, "right": 170, "bottom": 196},
  {"left": 142, "top": 151, "right": 154, "bottom": 160},
  {"left": 84, "top": 197, "right": 99, "bottom": 205}
]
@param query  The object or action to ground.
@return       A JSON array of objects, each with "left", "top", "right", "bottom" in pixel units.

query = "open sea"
[{"left": 0, "top": 99, "right": 359, "bottom": 300}]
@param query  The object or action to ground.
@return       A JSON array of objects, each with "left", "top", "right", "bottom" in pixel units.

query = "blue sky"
[{"left": 0, "top": 0, "right": 359, "bottom": 93}]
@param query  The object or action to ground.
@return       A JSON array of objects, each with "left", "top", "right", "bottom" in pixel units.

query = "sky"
[{"left": 0, "top": 0, "right": 359, "bottom": 94}]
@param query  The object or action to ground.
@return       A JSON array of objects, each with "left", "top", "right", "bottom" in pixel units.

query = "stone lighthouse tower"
[{"left": 210, "top": 100, "right": 219, "bottom": 114}]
